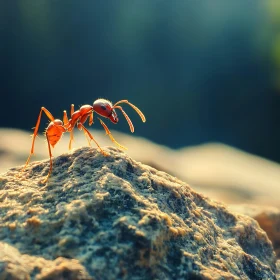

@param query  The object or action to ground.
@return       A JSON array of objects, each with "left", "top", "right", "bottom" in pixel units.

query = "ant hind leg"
[{"left": 41, "top": 134, "right": 53, "bottom": 184}]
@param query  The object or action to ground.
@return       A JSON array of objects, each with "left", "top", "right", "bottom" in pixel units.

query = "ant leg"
[
  {"left": 64, "top": 104, "right": 75, "bottom": 150},
  {"left": 22, "top": 107, "right": 55, "bottom": 171},
  {"left": 69, "top": 104, "right": 75, "bottom": 149},
  {"left": 89, "top": 112, "right": 94, "bottom": 126},
  {"left": 79, "top": 123, "right": 108, "bottom": 156},
  {"left": 63, "top": 104, "right": 75, "bottom": 127},
  {"left": 113, "top": 100, "right": 146, "bottom": 122},
  {"left": 69, "top": 130, "right": 74, "bottom": 150},
  {"left": 41, "top": 133, "right": 53, "bottom": 184},
  {"left": 71, "top": 104, "right": 75, "bottom": 115},
  {"left": 63, "top": 110, "right": 73, "bottom": 150},
  {"left": 63, "top": 110, "right": 69, "bottom": 125},
  {"left": 113, "top": 105, "right": 134, "bottom": 133},
  {"left": 77, "top": 122, "right": 91, "bottom": 147},
  {"left": 98, "top": 118, "right": 127, "bottom": 150}
]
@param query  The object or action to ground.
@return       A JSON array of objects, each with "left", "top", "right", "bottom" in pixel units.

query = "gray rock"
[
  {"left": 0, "top": 147, "right": 279, "bottom": 279},
  {"left": 229, "top": 204, "right": 280, "bottom": 259},
  {"left": 2, "top": 128, "right": 280, "bottom": 209}
]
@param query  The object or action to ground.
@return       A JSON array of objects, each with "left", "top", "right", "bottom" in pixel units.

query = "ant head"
[{"left": 93, "top": 99, "right": 119, "bottom": 123}]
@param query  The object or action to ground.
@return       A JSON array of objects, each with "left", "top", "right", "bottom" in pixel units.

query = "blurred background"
[
  {"left": 1, "top": 0, "right": 280, "bottom": 163},
  {"left": 2, "top": 0, "right": 280, "bottom": 164},
  {"left": 2, "top": 1, "right": 280, "bottom": 253}
]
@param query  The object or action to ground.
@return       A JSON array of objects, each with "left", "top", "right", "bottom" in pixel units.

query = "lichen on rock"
[{"left": 0, "top": 146, "right": 279, "bottom": 279}]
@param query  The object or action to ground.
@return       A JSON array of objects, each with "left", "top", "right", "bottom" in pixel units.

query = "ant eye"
[{"left": 101, "top": 105, "right": 107, "bottom": 110}]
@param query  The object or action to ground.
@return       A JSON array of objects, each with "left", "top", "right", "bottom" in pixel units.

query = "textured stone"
[
  {"left": 0, "top": 242, "right": 90, "bottom": 280},
  {"left": 0, "top": 146, "right": 279, "bottom": 279},
  {"left": 229, "top": 204, "right": 280, "bottom": 259},
  {"left": 2, "top": 128, "right": 280, "bottom": 209}
]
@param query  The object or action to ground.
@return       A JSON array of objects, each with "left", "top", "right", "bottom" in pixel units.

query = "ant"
[{"left": 21, "top": 99, "right": 146, "bottom": 183}]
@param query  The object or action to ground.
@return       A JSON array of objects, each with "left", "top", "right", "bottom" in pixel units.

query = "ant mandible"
[{"left": 22, "top": 99, "right": 146, "bottom": 183}]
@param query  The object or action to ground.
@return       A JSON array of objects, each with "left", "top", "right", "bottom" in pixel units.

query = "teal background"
[{"left": 2, "top": 1, "right": 280, "bottom": 163}]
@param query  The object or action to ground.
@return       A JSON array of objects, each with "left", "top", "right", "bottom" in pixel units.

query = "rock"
[
  {"left": 0, "top": 242, "right": 90, "bottom": 280},
  {"left": 1, "top": 128, "right": 280, "bottom": 209},
  {"left": 229, "top": 204, "right": 280, "bottom": 259},
  {"left": 0, "top": 146, "right": 279, "bottom": 279}
]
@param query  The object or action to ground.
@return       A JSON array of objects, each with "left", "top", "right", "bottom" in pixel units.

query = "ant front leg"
[{"left": 98, "top": 118, "right": 127, "bottom": 150}]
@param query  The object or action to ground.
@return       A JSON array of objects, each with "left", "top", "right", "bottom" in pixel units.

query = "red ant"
[{"left": 22, "top": 99, "right": 146, "bottom": 183}]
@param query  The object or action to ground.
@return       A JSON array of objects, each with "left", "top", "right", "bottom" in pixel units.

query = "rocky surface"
[
  {"left": 0, "top": 146, "right": 279, "bottom": 279},
  {"left": 0, "top": 243, "right": 90, "bottom": 280},
  {"left": 229, "top": 204, "right": 280, "bottom": 259},
  {"left": 1, "top": 128, "right": 280, "bottom": 208}
]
